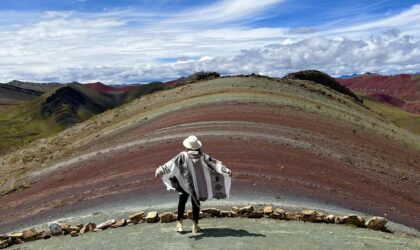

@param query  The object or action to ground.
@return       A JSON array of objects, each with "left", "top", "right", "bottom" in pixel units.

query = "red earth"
[
  {"left": 84, "top": 82, "right": 137, "bottom": 93},
  {"left": 338, "top": 74, "right": 420, "bottom": 113},
  {"left": 0, "top": 102, "right": 419, "bottom": 232}
]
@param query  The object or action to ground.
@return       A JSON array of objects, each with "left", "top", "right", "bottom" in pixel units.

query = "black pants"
[{"left": 178, "top": 188, "right": 200, "bottom": 223}]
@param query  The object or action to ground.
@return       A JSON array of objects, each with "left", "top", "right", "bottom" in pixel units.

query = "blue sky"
[{"left": 0, "top": 0, "right": 419, "bottom": 83}]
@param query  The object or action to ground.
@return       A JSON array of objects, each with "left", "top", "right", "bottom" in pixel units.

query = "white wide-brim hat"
[{"left": 183, "top": 135, "right": 202, "bottom": 150}]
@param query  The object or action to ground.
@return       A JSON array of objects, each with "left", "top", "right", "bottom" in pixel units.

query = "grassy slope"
[
  {"left": 0, "top": 76, "right": 418, "bottom": 193},
  {"left": 0, "top": 95, "right": 63, "bottom": 155},
  {"left": 356, "top": 91, "right": 420, "bottom": 135}
]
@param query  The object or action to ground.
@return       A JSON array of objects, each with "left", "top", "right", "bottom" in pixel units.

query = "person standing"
[{"left": 155, "top": 135, "right": 232, "bottom": 233}]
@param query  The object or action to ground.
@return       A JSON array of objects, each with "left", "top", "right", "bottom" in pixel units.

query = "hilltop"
[{"left": 0, "top": 72, "right": 419, "bottom": 234}]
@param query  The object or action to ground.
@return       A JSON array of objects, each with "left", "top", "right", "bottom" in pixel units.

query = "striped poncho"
[{"left": 157, "top": 151, "right": 231, "bottom": 205}]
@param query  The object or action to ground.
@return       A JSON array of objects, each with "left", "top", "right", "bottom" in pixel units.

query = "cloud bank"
[{"left": 0, "top": 1, "right": 419, "bottom": 83}]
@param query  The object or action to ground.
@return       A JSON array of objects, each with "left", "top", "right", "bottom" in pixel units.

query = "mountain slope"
[
  {"left": 0, "top": 73, "right": 419, "bottom": 230},
  {"left": 337, "top": 74, "right": 420, "bottom": 113},
  {"left": 337, "top": 74, "right": 420, "bottom": 135}
]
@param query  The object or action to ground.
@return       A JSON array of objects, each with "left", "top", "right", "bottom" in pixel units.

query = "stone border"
[{"left": 0, "top": 205, "right": 389, "bottom": 249}]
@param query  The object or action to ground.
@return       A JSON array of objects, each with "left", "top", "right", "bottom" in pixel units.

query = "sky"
[{"left": 0, "top": 0, "right": 419, "bottom": 83}]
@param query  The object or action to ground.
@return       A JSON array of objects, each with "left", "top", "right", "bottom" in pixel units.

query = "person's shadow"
[{"left": 188, "top": 228, "right": 266, "bottom": 240}]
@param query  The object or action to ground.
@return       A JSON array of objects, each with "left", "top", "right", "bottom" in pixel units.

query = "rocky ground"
[{"left": 5, "top": 216, "right": 420, "bottom": 250}]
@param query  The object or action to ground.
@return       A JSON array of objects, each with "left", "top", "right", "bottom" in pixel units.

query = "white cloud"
[{"left": 0, "top": 3, "right": 419, "bottom": 83}]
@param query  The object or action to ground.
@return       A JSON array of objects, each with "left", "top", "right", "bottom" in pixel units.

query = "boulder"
[
  {"left": 300, "top": 209, "right": 317, "bottom": 222},
  {"left": 326, "top": 215, "right": 335, "bottom": 223},
  {"left": 231, "top": 207, "right": 240, "bottom": 213},
  {"left": 80, "top": 223, "right": 96, "bottom": 234},
  {"left": 48, "top": 222, "right": 62, "bottom": 236},
  {"left": 68, "top": 226, "right": 81, "bottom": 233},
  {"left": 70, "top": 231, "right": 78, "bottom": 237},
  {"left": 93, "top": 228, "right": 102, "bottom": 233},
  {"left": 314, "top": 213, "right": 327, "bottom": 223},
  {"left": 271, "top": 208, "right": 286, "bottom": 219},
  {"left": 0, "top": 240, "right": 9, "bottom": 249},
  {"left": 0, "top": 235, "right": 8, "bottom": 241},
  {"left": 96, "top": 219, "right": 116, "bottom": 229},
  {"left": 111, "top": 219, "right": 127, "bottom": 228},
  {"left": 145, "top": 211, "right": 159, "bottom": 223},
  {"left": 247, "top": 210, "right": 264, "bottom": 218},
  {"left": 160, "top": 212, "right": 175, "bottom": 223},
  {"left": 284, "top": 212, "right": 299, "bottom": 221},
  {"left": 339, "top": 215, "right": 365, "bottom": 227},
  {"left": 263, "top": 206, "right": 273, "bottom": 215},
  {"left": 365, "top": 217, "right": 388, "bottom": 231},
  {"left": 36, "top": 231, "right": 51, "bottom": 240},
  {"left": 201, "top": 208, "right": 221, "bottom": 217},
  {"left": 221, "top": 211, "right": 232, "bottom": 217},
  {"left": 239, "top": 206, "right": 254, "bottom": 215},
  {"left": 9, "top": 232, "right": 23, "bottom": 239},
  {"left": 60, "top": 223, "right": 71, "bottom": 234},
  {"left": 231, "top": 212, "right": 239, "bottom": 218},
  {"left": 22, "top": 229, "right": 37, "bottom": 242},
  {"left": 334, "top": 216, "right": 344, "bottom": 224},
  {"left": 128, "top": 211, "right": 145, "bottom": 223},
  {"left": 76, "top": 224, "right": 84, "bottom": 229}
]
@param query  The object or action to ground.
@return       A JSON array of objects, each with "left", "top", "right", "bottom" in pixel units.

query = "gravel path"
[{"left": 9, "top": 218, "right": 420, "bottom": 250}]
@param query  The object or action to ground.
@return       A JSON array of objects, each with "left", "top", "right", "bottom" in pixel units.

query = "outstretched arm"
[
  {"left": 155, "top": 153, "right": 184, "bottom": 179},
  {"left": 203, "top": 154, "right": 232, "bottom": 176}
]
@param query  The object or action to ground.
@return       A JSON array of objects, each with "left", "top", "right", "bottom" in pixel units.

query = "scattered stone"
[
  {"left": 300, "top": 209, "right": 318, "bottom": 222},
  {"left": 231, "top": 207, "right": 240, "bottom": 213},
  {"left": 314, "top": 213, "right": 327, "bottom": 223},
  {"left": 239, "top": 206, "right": 254, "bottom": 215},
  {"left": 247, "top": 210, "right": 264, "bottom": 218},
  {"left": 160, "top": 212, "right": 175, "bottom": 223},
  {"left": 221, "top": 211, "right": 232, "bottom": 217},
  {"left": 284, "top": 212, "right": 299, "bottom": 221},
  {"left": 68, "top": 226, "right": 81, "bottom": 233},
  {"left": 48, "top": 222, "right": 62, "bottom": 236},
  {"left": 231, "top": 212, "right": 239, "bottom": 218},
  {"left": 111, "top": 219, "right": 127, "bottom": 228},
  {"left": 13, "top": 238, "right": 24, "bottom": 245},
  {"left": 9, "top": 232, "right": 23, "bottom": 239},
  {"left": 96, "top": 219, "right": 116, "bottom": 230},
  {"left": 338, "top": 215, "right": 365, "bottom": 227},
  {"left": 201, "top": 208, "right": 221, "bottom": 217},
  {"left": 93, "top": 228, "right": 102, "bottom": 233},
  {"left": 326, "top": 215, "right": 335, "bottom": 223},
  {"left": 80, "top": 223, "right": 96, "bottom": 234},
  {"left": 365, "top": 217, "right": 388, "bottom": 231},
  {"left": 0, "top": 240, "right": 9, "bottom": 249},
  {"left": 271, "top": 208, "right": 286, "bottom": 220},
  {"left": 22, "top": 229, "right": 37, "bottom": 242},
  {"left": 187, "top": 209, "right": 193, "bottom": 219},
  {"left": 36, "top": 231, "right": 51, "bottom": 240},
  {"left": 335, "top": 216, "right": 345, "bottom": 224},
  {"left": 128, "top": 211, "right": 145, "bottom": 223},
  {"left": 145, "top": 211, "right": 159, "bottom": 223},
  {"left": 70, "top": 231, "right": 78, "bottom": 237},
  {"left": 76, "top": 224, "right": 84, "bottom": 229},
  {"left": 60, "top": 223, "right": 71, "bottom": 234},
  {"left": 263, "top": 205, "right": 273, "bottom": 215}
]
